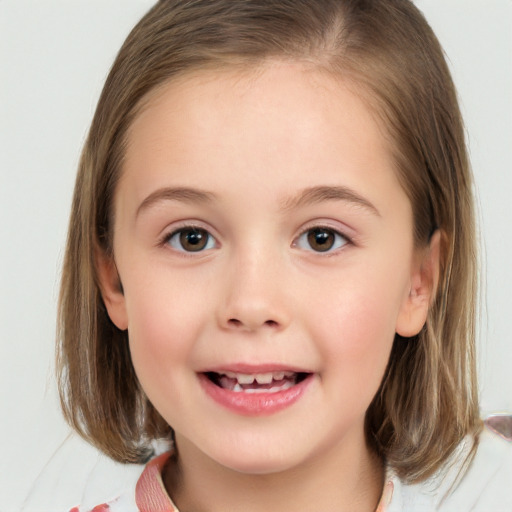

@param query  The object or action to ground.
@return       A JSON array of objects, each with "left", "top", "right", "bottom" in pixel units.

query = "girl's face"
[{"left": 100, "top": 62, "right": 435, "bottom": 475}]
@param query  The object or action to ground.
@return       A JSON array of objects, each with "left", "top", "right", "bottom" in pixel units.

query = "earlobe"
[
  {"left": 396, "top": 230, "right": 442, "bottom": 337},
  {"left": 95, "top": 247, "right": 128, "bottom": 331}
]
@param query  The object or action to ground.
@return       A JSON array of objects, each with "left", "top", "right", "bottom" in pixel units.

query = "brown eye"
[
  {"left": 168, "top": 227, "right": 215, "bottom": 252},
  {"left": 307, "top": 228, "right": 335, "bottom": 252},
  {"left": 296, "top": 227, "right": 348, "bottom": 253}
]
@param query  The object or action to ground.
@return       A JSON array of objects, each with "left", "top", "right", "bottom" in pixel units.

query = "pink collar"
[
  {"left": 135, "top": 452, "right": 177, "bottom": 511},
  {"left": 135, "top": 451, "right": 393, "bottom": 512}
]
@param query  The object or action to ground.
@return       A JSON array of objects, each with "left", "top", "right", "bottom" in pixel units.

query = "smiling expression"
[{"left": 99, "top": 61, "right": 434, "bottom": 475}]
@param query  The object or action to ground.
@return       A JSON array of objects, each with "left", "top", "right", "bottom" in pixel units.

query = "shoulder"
[
  {"left": 440, "top": 423, "right": 512, "bottom": 511},
  {"left": 387, "top": 423, "right": 512, "bottom": 511},
  {"left": 69, "top": 451, "right": 176, "bottom": 512},
  {"left": 20, "top": 433, "right": 146, "bottom": 512},
  {"left": 64, "top": 455, "right": 144, "bottom": 512}
]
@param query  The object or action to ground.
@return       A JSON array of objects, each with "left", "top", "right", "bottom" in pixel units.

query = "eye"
[
  {"left": 295, "top": 227, "right": 348, "bottom": 253},
  {"left": 166, "top": 227, "right": 216, "bottom": 252}
]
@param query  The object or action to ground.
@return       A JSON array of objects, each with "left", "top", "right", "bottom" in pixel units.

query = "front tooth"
[
  {"left": 255, "top": 373, "right": 273, "bottom": 384},
  {"left": 236, "top": 373, "right": 255, "bottom": 385}
]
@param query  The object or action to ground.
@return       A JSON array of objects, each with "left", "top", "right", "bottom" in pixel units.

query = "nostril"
[{"left": 226, "top": 318, "right": 279, "bottom": 329}]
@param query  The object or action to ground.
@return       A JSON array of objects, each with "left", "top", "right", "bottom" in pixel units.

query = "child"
[{"left": 56, "top": 0, "right": 512, "bottom": 510}]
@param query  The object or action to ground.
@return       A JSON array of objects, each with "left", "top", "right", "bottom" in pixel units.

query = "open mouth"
[{"left": 204, "top": 371, "right": 309, "bottom": 394}]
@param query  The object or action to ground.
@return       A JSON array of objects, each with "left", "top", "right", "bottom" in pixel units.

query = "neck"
[{"left": 164, "top": 430, "right": 384, "bottom": 512}]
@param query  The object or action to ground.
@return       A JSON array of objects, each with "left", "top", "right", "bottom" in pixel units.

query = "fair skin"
[{"left": 98, "top": 61, "right": 439, "bottom": 512}]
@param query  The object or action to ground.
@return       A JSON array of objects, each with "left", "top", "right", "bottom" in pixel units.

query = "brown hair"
[{"left": 57, "top": 0, "right": 481, "bottom": 481}]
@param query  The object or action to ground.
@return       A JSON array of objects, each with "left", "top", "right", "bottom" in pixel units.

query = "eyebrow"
[
  {"left": 135, "top": 184, "right": 380, "bottom": 218},
  {"left": 136, "top": 187, "right": 216, "bottom": 217},
  {"left": 281, "top": 185, "right": 380, "bottom": 216}
]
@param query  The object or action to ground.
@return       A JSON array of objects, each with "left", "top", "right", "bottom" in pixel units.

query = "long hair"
[{"left": 57, "top": 0, "right": 480, "bottom": 481}]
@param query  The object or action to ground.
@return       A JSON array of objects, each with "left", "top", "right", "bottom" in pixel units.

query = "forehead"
[
  {"left": 118, "top": 61, "right": 406, "bottom": 219},
  {"left": 128, "top": 61, "right": 387, "bottom": 144},
  {"left": 125, "top": 60, "right": 391, "bottom": 153}
]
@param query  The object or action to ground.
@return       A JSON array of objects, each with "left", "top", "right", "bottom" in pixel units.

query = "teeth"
[
  {"left": 236, "top": 374, "right": 256, "bottom": 385},
  {"left": 215, "top": 372, "right": 301, "bottom": 393},
  {"left": 236, "top": 380, "right": 295, "bottom": 393},
  {"left": 255, "top": 373, "right": 273, "bottom": 384},
  {"left": 220, "top": 371, "right": 294, "bottom": 385}
]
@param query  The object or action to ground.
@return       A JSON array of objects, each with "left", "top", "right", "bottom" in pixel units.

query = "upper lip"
[{"left": 199, "top": 363, "right": 311, "bottom": 374}]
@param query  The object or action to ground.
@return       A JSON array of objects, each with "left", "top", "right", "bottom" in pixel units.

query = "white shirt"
[{"left": 21, "top": 424, "right": 512, "bottom": 512}]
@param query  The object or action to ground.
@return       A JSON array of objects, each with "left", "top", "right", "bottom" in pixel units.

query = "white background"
[{"left": 1, "top": 1, "right": 511, "bottom": 510}]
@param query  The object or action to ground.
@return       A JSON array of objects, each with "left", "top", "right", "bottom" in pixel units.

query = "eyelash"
[
  {"left": 293, "top": 225, "right": 351, "bottom": 254},
  {"left": 160, "top": 224, "right": 352, "bottom": 255},
  {"left": 161, "top": 225, "right": 218, "bottom": 254}
]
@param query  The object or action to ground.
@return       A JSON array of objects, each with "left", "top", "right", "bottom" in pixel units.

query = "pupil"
[
  {"left": 308, "top": 228, "right": 334, "bottom": 252},
  {"left": 180, "top": 228, "right": 207, "bottom": 251}
]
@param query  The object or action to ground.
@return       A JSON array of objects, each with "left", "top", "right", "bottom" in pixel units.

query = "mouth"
[
  {"left": 203, "top": 370, "right": 310, "bottom": 394},
  {"left": 199, "top": 368, "right": 313, "bottom": 415}
]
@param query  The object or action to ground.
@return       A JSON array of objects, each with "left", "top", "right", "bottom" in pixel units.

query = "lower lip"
[{"left": 199, "top": 374, "right": 312, "bottom": 416}]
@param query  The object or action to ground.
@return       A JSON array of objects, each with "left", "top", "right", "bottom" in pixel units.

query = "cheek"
[
  {"left": 322, "top": 296, "right": 395, "bottom": 364},
  {"left": 124, "top": 282, "right": 211, "bottom": 430},
  {"left": 309, "top": 269, "right": 407, "bottom": 382},
  {"left": 123, "top": 275, "right": 207, "bottom": 384},
  {"left": 317, "top": 300, "right": 395, "bottom": 415}
]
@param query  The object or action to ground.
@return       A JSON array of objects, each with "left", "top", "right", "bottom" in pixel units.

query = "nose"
[{"left": 217, "top": 246, "right": 291, "bottom": 333}]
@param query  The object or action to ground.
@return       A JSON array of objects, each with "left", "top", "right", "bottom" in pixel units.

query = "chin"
[{"left": 206, "top": 441, "right": 304, "bottom": 476}]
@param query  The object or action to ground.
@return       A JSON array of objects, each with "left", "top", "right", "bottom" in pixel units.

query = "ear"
[
  {"left": 395, "top": 230, "right": 441, "bottom": 337},
  {"left": 95, "top": 246, "right": 128, "bottom": 331}
]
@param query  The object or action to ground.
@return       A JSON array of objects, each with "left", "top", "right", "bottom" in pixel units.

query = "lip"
[
  {"left": 203, "top": 363, "right": 308, "bottom": 374},
  {"left": 198, "top": 370, "right": 313, "bottom": 416}
]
